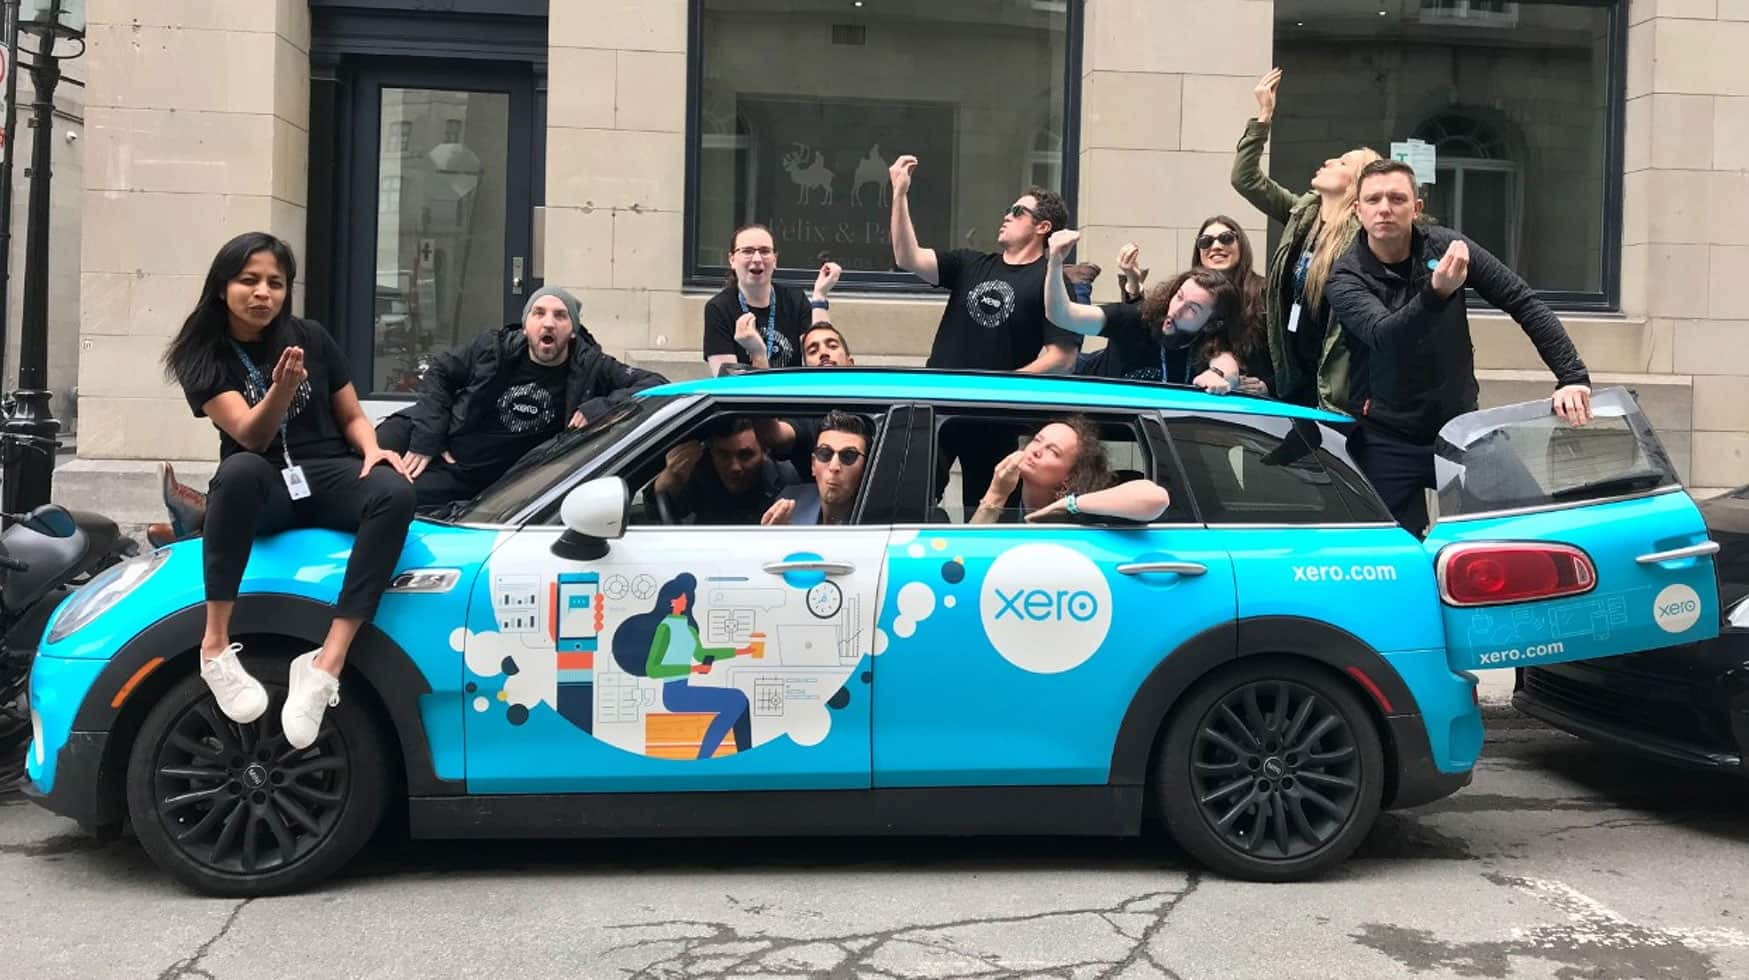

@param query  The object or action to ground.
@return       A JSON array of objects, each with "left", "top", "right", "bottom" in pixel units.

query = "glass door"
[{"left": 346, "top": 65, "right": 537, "bottom": 393}]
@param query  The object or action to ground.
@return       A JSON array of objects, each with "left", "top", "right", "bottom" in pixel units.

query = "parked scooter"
[{"left": 0, "top": 505, "right": 137, "bottom": 785}]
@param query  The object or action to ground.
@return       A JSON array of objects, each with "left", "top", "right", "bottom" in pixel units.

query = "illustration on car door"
[
  {"left": 1424, "top": 388, "right": 1722, "bottom": 671},
  {"left": 457, "top": 526, "right": 889, "bottom": 793}
]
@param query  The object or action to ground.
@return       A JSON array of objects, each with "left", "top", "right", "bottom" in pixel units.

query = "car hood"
[{"left": 1700, "top": 486, "right": 1749, "bottom": 612}]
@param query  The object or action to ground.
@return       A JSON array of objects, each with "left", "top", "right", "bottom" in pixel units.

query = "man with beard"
[
  {"left": 1043, "top": 231, "right": 1245, "bottom": 392},
  {"left": 376, "top": 286, "right": 667, "bottom": 507},
  {"left": 760, "top": 411, "right": 871, "bottom": 527}
]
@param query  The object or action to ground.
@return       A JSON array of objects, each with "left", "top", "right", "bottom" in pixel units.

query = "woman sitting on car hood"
[{"left": 971, "top": 416, "right": 1171, "bottom": 525}]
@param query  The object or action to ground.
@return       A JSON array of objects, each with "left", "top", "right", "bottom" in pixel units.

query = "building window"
[
  {"left": 444, "top": 118, "right": 464, "bottom": 143},
  {"left": 686, "top": 0, "right": 1082, "bottom": 290},
  {"left": 1271, "top": 0, "right": 1623, "bottom": 308}
]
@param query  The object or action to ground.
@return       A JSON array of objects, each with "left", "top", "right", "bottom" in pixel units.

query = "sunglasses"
[
  {"left": 1005, "top": 204, "right": 1040, "bottom": 221},
  {"left": 1196, "top": 231, "right": 1239, "bottom": 250},
  {"left": 812, "top": 446, "right": 865, "bottom": 466}
]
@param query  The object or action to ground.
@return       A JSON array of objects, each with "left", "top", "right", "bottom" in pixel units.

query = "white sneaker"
[
  {"left": 282, "top": 651, "right": 340, "bottom": 750},
  {"left": 199, "top": 643, "right": 268, "bottom": 724}
]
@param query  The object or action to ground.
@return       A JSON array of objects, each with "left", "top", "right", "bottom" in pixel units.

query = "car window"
[
  {"left": 619, "top": 409, "right": 884, "bottom": 529},
  {"left": 450, "top": 396, "right": 675, "bottom": 525},
  {"left": 1165, "top": 416, "right": 1356, "bottom": 525},
  {"left": 928, "top": 412, "right": 1171, "bottom": 525}
]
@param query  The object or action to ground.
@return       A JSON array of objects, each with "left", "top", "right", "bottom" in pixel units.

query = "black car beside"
[{"left": 1515, "top": 486, "right": 1749, "bottom": 773}]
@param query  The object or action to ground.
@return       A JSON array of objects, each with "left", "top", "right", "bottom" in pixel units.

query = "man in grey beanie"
[{"left": 376, "top": 284, "right": 669, "bottom": 507}]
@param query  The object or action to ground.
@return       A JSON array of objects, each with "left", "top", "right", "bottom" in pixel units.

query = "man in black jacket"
[
  {"left": 1327, "top": 159, "right": 1592, "bottom": 530},
  {"left": 377, "top": 286, "right": 667, "bottom": 507}
]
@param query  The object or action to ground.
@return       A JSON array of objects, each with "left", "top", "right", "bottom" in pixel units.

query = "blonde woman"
[{"left": 1231, "top": 67, "right": 1380, "bottom": 412}]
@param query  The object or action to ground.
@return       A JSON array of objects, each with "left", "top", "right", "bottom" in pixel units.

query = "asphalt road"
[{"left": 5, "top": 703, "right": 1748, "bottom": 980}]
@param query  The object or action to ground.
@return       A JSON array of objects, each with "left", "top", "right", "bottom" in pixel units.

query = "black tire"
[
  {"left": 125, "top": 653, "right": 388, "bottom": 896},
  {"left": 1157, "top": 657, "right": 1384, "bottom": 882}
]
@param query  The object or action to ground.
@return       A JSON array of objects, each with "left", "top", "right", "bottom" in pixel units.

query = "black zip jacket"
[
  {"left": 1325, "top": 224, "right": 1589, "bottom": 444},
  {"left": 401, "top": 324, "right": 668, "bottom": 457}
]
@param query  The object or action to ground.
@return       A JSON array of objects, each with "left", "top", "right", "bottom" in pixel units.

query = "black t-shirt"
[
  {"left": 671, "top": 456, "right": 800, "bottom": 525},
  {"left": 182, "top": 317, "right": 352, "bottom": 462},
  {"left": 1080, "top": 302, "right": 1202, "bottom": 384},
  {"left": 703, "top": 285, "right": 813, "bottom": 369},
  {"left": 445, "top": 354, "right": 571, "bottom": 474},
  {"left": 926, "top": 249, "right": 1080, "bottom": 370}
]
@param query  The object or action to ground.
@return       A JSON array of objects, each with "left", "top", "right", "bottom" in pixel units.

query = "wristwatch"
[
  {"left": 1065, "top": 493, "right": 1080, "bottom": 515},
  {"left": 809, "top": 298, "right": 830, "bottom": 310}
]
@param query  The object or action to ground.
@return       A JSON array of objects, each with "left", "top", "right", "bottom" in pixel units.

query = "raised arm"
[
  {"left": 199, "top": 346, "right": 306, "bottom": 454},
  {"left": 889, "top": 154, "right": 940, "bottom": 285},
  {"left": 1231, "top": 69, "right": 1303, "bottom": 226},
  {"left": 1042, "top": 230, "right": 1111, "bottom": 337}
]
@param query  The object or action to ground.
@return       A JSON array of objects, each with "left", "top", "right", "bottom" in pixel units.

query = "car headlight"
[{"left": 45, "top": 549, "right": 170, "bottom": 644}]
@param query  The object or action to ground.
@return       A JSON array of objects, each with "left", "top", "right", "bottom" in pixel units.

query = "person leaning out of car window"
[
  {"left": 972, "top": 416, "right": 1171, "bottom": 525},
  {"left": 1043, "top": 230, "right": 1246, "bottom": 394},
  {"left": 703, "top": 223, "right": 841, "bottom": 375},
  {"left": 761, "top": 411, "right": 872, "bottom": 527},
  {"left": 1324, "top": 159, "right": 1593, "bottom": 530},
  {"left": 161, "top": 232, "right": 417, "bottom": 750},
  {"left": 653, "top": 416, "right": 801, "bottom": 525}
]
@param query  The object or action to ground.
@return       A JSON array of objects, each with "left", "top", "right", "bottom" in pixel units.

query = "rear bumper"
[{"left": 1384, "top": 713, "right": 1474, "bottom": 809}]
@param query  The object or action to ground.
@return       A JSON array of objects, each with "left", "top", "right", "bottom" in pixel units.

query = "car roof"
[{"left": 642, "top": 368, "right": 1352, "bottom": 423}]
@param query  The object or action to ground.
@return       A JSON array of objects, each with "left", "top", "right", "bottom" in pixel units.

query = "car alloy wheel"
[
  {"left": 150, "top": 697, "right": 350, "bottom": 875},
  {"left": 1187, "top": 679, "right": 1361, "bottom": 860}
]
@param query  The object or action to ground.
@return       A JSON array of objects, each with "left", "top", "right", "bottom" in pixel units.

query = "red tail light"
[{"left": 1438, "top": 543, "right": 1596, "bottom": 607}]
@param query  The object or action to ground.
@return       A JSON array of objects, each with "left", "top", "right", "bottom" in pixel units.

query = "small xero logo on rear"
[{"left": 1653, "top": 584, "right": 1702, "bottom": 634}]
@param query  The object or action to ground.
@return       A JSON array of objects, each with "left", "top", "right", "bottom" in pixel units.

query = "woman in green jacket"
[
  {"left": 612, "top": 572, "right": 754, "bottom": 759},
  {"left": 1231, "top": 68, "right": 1380, "bottom": 412}
]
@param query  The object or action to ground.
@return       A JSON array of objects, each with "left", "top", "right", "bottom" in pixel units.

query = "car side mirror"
[{"left": 552, "top": 477, "right": 627, "bottom": 561}]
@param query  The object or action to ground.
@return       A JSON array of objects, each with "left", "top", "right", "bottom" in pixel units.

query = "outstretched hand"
[{"left": 1254, "top": 68, "right": 1282, "bottom": 123}]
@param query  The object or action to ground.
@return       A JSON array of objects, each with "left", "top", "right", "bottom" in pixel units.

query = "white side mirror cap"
[{"left": 559, "top": 477, "right": 627, "bottom": 540}]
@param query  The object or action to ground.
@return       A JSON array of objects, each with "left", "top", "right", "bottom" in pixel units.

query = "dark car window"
[
  {"left": 451, "top": 396, "right": 676, "bottom": 525},
  {"left": 1165, "top": 416, "right": 1357, "bottom": 525}
]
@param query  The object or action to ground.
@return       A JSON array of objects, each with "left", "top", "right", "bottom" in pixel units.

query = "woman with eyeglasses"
[
  {"left": 1232, "top": 68, "right": 1381, "bottom": 410},
  {"left": 970, "top": 416, "right": 1171, "bottom": 525},
  {"left": 703, "top": 224, "right": 842, "bottom": 376}
]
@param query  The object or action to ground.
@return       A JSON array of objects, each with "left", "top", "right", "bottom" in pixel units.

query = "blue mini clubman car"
[{"left": 24, "top": 371, "right": 1722, "bottom": 895}]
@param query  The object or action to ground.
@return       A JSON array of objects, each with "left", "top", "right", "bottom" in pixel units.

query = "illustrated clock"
[{"left": 806, "top": 580, "right": 843, "bottom": 619}]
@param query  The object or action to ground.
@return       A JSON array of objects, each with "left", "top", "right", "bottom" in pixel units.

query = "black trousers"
[
  {"left": 1348, "top": 424, "right": 1434, "bottom": 532},
  {"left": 203, "top": 453, "right": 416, "bottom": 621},
  {"left": 934, "top": 425, "right": 1009, "bottom": 515},
  {"left": 374, "top": 413, "right": 498, "bottom": 509}
]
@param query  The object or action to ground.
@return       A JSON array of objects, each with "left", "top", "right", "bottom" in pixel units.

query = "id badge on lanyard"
[
  {"left": 1288, "top": 250, "right": 1313, "bottom": 334},
  {"left": 737, "top": 292, "right": 779, "bottom": 360},
  {"left": 227, "top": 337, "right": 310, "bottom": 500}
]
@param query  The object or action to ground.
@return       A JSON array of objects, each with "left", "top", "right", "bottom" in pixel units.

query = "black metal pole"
[
  {"left": 0, "top": 0, "right": 22, "bottom": 395},
  {"left": 0, "top": 20, "right": 58, "bottom": 516}
]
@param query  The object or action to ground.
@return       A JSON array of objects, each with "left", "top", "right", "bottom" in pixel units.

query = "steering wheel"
[{"left": 653, "top": 488, "right": 681, "bottom": 526}]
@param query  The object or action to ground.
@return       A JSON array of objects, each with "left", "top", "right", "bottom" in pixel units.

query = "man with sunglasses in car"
[
  {"left": 888, "top": 154, "right": 1081, "bottom": 512},
  {"left": 654, "top": 415, "right": 800, "bottom": 526},
  {"left": 761, "top": 411, "right": 872, "bottom": 527}
]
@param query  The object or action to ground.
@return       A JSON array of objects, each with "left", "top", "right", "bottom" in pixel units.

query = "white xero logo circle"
[
  {"left": 1653, "top": 584, "right": 1701, "bottom": 634},
  {"left": 979, "top": 543, "right": 1112, "bottom": 674}
]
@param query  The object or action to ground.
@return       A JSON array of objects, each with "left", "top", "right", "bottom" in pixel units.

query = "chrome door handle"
[
  {"left": 1635, "top": 540, "right": 1720, "bottom": 564},
  {"left": 763, "top": 560, "right": 856, "bottom": 575},
  {"left": 1117, "top": 561, "right": 1207, "bottom": 576}
]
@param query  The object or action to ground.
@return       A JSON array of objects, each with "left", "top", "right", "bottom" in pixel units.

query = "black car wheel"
[
  {"left": 1158, "top": 657, "right": 1383, "bottom": 882},
  {"left": 126, "top": 653, "right": 388, "bottom": 896}
]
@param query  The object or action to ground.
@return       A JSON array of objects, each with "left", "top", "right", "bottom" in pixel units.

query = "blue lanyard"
[
  {"left": 736, "top": 291, "right": 779, "bottom": 361},
  {"left": 226, "top": 337, "right": 293, "bottom": 465}
]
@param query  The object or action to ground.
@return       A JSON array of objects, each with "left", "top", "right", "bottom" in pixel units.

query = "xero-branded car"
[{"left": 24, "top": 372, "right": 1721, "bottom": 895}]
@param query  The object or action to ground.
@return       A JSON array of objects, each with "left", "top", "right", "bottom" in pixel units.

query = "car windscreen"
[
  {"left": 446, "top": 395, "right": 677, "bottom": 525},
  {"left": 1433, "top": 387, "right": 1679, "bottom": 518}
]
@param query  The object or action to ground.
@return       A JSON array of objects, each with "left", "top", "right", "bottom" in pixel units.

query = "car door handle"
[
  {"left": 1635, "top": 540, "right": 1720, "bottom": 565},
  {"left": 763, "top": 560, "right": 856, "bottom": 576},
  {"left": 1117, "top": 561, "right": 1207, "bottom": 576}
]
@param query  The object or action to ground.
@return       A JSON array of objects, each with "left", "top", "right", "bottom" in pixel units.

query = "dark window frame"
[
  {"left": 680, "top": 0, "right": 1087, "bottom": 295},
  {"left": 1161, "top": 412, "right": 1384, "bottom": 526},
  {"left": 1269, "top": 0, "right": 1626, "bottom": 312}
]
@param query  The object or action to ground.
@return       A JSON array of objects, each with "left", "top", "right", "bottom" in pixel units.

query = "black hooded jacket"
[
  {"left": 401, "top": 323, "right": 667, "bottom": 457},
  {"left": 1326, "top": 224, "right": 1590, "bottom": 444}
]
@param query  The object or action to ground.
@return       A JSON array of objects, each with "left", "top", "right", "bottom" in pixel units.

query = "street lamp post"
[{"left": 0, "top": 0, "right": 81, "bottom": 517}]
